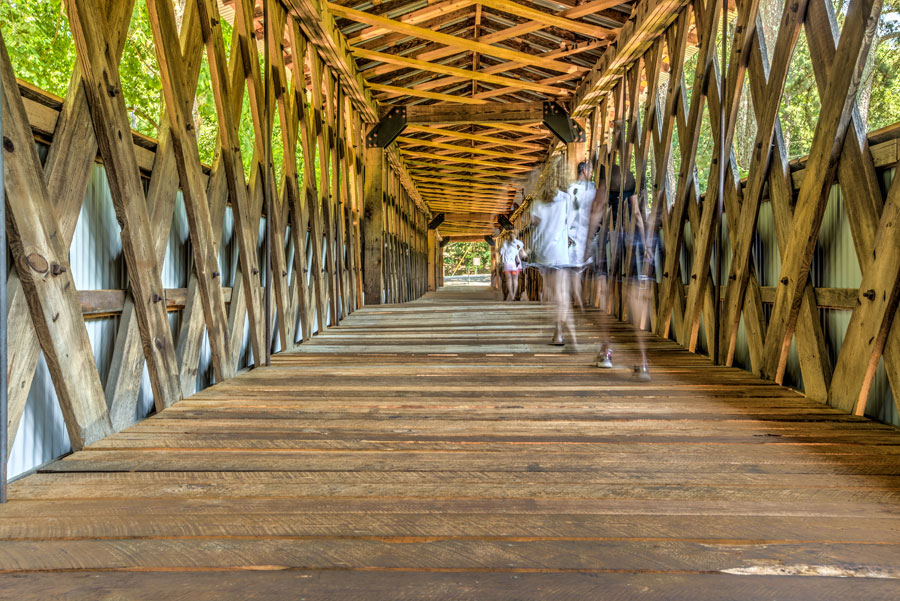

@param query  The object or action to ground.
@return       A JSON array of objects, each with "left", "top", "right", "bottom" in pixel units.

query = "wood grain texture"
[
  {"left": 4, "top": 0, "right": 133, "bottom": 449},
  {"left": 66, "top": 0, "right": 183, "bottom": 411},
  {"left": 3, "top": 285, "right": 899, "bottom": 598},
  {"left": 0, "top": 30, "right": 112, "bottom": 449}
]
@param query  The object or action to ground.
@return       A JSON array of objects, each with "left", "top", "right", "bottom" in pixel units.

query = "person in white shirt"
[
  {"left": 566, "top": 160, "right": 596, "bottom": 310},
  {"left": 531, "top": 189, "right": 571, "bottom": 269},
  {"left": 498, "top": 235, "right": 525, "bottom": 301},
  {"left": 531, "top": 187, "right": 576, "bottom": 348}
]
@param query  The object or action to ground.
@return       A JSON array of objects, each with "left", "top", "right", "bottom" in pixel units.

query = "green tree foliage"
[
  {"left": 120, "top": 2, "right": 163, "bottom": 137},
  {"left": 1, "top": 0, "right": 76, "bottom": 97},
  {"left": 0, "top": 0, "right": 290, "bottom": 181},
  {"left": 651, "top": 0, "right": 899, "bottom": 202},
  {"left": 442, "top": 242, "right": 491, "bottom": 276}
]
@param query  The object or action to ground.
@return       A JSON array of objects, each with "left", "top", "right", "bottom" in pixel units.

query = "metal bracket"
[
  {"left": 497, "top": 214, "right": 514, "bottom": 231},
  {"left": 366, "top": 106, "right": 408, "bottom": 148},
  {"left": 571, "top": 119, "right": 586, "bottom": 143},
  {"left": 542, "top": 101, "right": 585, "bottom": 144},
  {"left": 483, "top": 235, "right": 495, "bottom": 247},
  {"left": 439, "top": 236, "right": 451, "bottom": 247},
  {"left": 427, "top": 213, "right": 445, "bottom": 230}
]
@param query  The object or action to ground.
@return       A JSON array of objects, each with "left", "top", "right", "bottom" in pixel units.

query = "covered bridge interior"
[{"left": 1, "top": 0, "right": 899, "bottom": 597}]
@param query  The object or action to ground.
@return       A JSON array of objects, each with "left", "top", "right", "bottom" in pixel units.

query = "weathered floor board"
[{"left": 2, "top": 285, "right": 900, "bottom": 599}]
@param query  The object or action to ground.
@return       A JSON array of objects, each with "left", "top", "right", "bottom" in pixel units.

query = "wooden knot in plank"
[{"left": 26, "top": 253, "right": 50, "bottom": 274}]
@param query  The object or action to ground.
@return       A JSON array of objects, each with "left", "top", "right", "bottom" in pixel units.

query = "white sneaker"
[{"left": 595, "top": 348, "right": 613, "bottom": 368}]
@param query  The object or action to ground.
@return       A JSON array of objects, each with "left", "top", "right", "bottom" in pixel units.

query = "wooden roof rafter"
[
  {"left": 329, "top": 3, "right": 587, "bottom": 74},
  {"left": 322, "top": 0, "right": 642, "bottom": 234},
  {"left": 347, "top": 0, "right": 477, "bottom": 44},
  {"left": 284, "top": 0, "right": 430, "bottom": 216},
  {"left": 353, "top": 48, "right": 571, "bottom": 96}
]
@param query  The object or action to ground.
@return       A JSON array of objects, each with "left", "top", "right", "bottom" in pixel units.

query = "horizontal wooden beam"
[
  {"left": 353, "top": 48, "right": 569, "bottom": 96},
  {"left": 419, "top": 183, "right": 516, "bottom": 195},
  {"left": 440, "top": 234, "right": 497, "bottom": 241},
  {"left": 442, "top": 212, "right": 511, "bottom": 219},
  {"left": 79, "top": 288, "right": 235, "bottom": 318},
  {"left": 422, "top": 196, "right": 514, "bottom": 205},
  {"left": 419, "top": 191, "right": 516, "bottom": 202},
  {"left": 401, "top": 150, "right": 535, "bottom": 171},
  {"left": 421, "top": 190, "right": 514, "bottom": 200},
  {"left": 405, "top": 158, "right": 530, "bottom": 175},
  {"left": 396, "top": 136, "right": 540, "bottom": 161},
  {"left": 407, "top": 125, "right": 544, "bottom": 150},
  {"left": 410, "top": 168, "right": 525, "bottom": 181},
  {"left": 680, "top": 285, "right": 861, "bottom": 311},
  {"left": 371, "top": 84, "right": 488, "bottom": 104},
  {"left": 405, "top": 102, "right": 544, "bottom": 124},
  {"left": 412, "top": 175, "right": 519, "bottom": 190}
]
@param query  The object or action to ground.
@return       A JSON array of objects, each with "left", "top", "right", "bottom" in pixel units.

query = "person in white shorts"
[
  {"left": 567, "top": 160, "right": 596, "bottom": 311},
  {"left": 531, "top": 187, "right": 576, "bottom": 348},
  {"left": 499, "top": 235, "right": 525, "bottom": 301}
]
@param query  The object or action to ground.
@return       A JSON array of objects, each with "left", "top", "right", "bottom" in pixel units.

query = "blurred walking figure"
[
  {"left": 585, "top": 162, "right": 623, "bottom": 368},
  {"left": 566, "top": 160, "right": 596, "bottom": 311},
  {"left": 623, "top": 189, "right": 651, "bottom": 381},
  {"left": 531, "top": 185, "right": 576, "bottom": 348},
  {"left": 499, "top": 234, "right": 525, "bottom": 301}
]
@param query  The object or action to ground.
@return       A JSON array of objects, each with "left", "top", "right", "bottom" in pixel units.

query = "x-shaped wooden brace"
[
  {"left": 3, "top": 0, "right": 135, "bottom": 449},
  {"left": 67, "top": 0, "right": 182, "bottom": 409}
]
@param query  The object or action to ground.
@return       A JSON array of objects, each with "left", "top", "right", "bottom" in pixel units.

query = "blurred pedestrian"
[
  {"left": 499, "top": 234, "right": 525, "bottom": 301},
  {"left": 532, "top": 185, "right": 576, "bottom": 348}
]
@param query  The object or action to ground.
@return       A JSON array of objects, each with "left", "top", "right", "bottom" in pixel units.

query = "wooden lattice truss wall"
[
  {"left": 0, "top": 0, "right": 431, "bottom": 453},
  {"left": 531, "top": 0, "right": 899, "bottom": 416}
]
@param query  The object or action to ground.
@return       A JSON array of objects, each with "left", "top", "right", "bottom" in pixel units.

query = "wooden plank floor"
[{"left": 3, "top": 285, "right": 900, "bottom": 599}]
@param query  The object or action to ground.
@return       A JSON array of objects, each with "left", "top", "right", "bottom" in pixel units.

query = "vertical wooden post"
[
  {"left": 0, "top": 25, "right": 5, "bottom": 502},
  {"left": 363, "top": 147, "right": 385, "bottom": 304},
  {"left": 354, "top": 115, "right": 366, "bottom": 308},
  {"left": 427, "top": 230, "right": 437, "bottom": 292}
]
